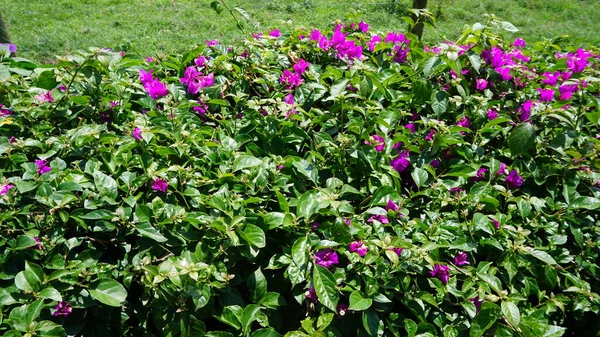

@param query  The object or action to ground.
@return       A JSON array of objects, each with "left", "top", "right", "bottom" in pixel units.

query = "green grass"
[{"left": 2, "top": 0, "right": 600, "bottom": 63}]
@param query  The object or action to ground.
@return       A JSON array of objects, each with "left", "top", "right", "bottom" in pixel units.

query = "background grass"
[{"left": 1, "top": 0, "right": 600, "bottom": 63}]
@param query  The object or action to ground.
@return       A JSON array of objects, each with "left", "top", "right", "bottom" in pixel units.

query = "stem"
[{"left": 219, "top": 0, "right": 245, "bottom": 34}]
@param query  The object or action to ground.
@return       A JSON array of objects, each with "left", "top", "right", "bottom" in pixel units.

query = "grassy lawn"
[{"left": 2, "top": 0, "right": 600, "bottom": 63}]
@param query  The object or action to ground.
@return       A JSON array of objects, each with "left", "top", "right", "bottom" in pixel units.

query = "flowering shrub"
[{"left": 1, "top": 16, "right": 600, "bottom": 337}]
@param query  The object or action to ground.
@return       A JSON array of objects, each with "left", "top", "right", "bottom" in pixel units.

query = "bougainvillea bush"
[{"left": 1, "top": 16, "right": 600, "bottom": 337}]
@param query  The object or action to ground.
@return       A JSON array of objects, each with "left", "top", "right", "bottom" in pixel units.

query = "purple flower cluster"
[
  {"left": 0, "top": 103, "right": 12, "bottom": 116},
  {"left": 367, "top": 214, "right": 389, "bottom": 224},
  {"left": 454, "top": 252, "right": 470, "bottom": 266},
  {"left": 481, "top": 45, "right": 531, "bottom": 82},
  {"left": 390, "top": 149, "right": 410, "bottom": 173},
  {"left": 310, "top": 26, "right": 363, "bottom": 61},
  {"left": 505, "top": 170, "right": 524, "bottom": 189},
  {"left": 0, "top": 183, "right": 15, "bottom": 196},
  {"left": 305, "top": 286, "right": 317, "bottom": 302},
  {"left": 280, "top": 58, "right": 310, "bottom": 89},
  {"left": 139, "top": 69, "right": 168, "bottom": 99},
  {"left": 53, "top": 301, "right": 72, "bottom": 317},
  {"left": 365, "top": 134, "right": 385, "bottom": 152},
  {"left": 132, "top": 127, "right": 143, "bottom": 141},
  {"left": 35, "top": 91, "right": 54, "bottom": 103},
  {"left": 152, "top": 178, "right": 168, "bottom": 192},
  {"left": 349, "top": 241, "right": 368, "bottom": 257},
  {"left": 314, "top": 249, "right": 339, "bottom": 269},
  {"left": 384, "top": 32, "right": 411, "bottom": 63},
  {"left": 35, "top": 159, "right": 52, "bottom": 175},
  {"left": 180, "top": 65, "right": 214, "bottom": 95},
  {"left": 430, "top": 264, "right": 450, "bottom": 284}
]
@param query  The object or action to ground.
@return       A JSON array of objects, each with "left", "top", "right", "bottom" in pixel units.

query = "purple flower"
[
  {"left": 487, "top": 108, "right": 498, "bottom": 120},
  {"left": 293, "top": 59, "right": 310, "bottom": 74},
  {"left": 138, "top": 69, "right": 154, "bottom": 84},
  {"left": 454, "top": 252, "right": 470, "bottom": 266},
  {"left": 284, "top": 94, "right": 295, "bottom": 107},
  {"left": 505, "top": 170, "right": 523, "bottom": 189},
  {"left": 542, "top": 71, "right": 560, "bottom": 86},
  {"left": 513, "top": 38, "right": 526, "bottom": 48},
  {"left": 152, "top": 178, "right": 168, "bottom": 192},
  {"left": 518, "top": 100, "right": 533, "bottom": 122},
  {"left": 405, "top": 123, "right": 415, "bottom": 133},
  {"left": 390, "top": 156, "right": 410, "bottom": 173},
  {"left": 470, "top": 297, "right": 484, "bottom": 313},
  {"left": 431, "top": 159, "right": 440, "bottom": 168},
  {"left": 449, "top": 187, "right": 463, "bottom": 197},
  {"left": 368, "top": 35, "right": 381, "bottom": 52},
  {"left": 470, "top": 168, "right": 487, "bottom": 181},
  {"left": 537, "top": 88, "right": 555, "bottom": 102},
  {"left": 365, "top": 134, "right": 385, "bottom": 152},
  {"left": 336, "top": 303, "right": 349, "bottom": 317},
  {"left": 497, "top": 162, "right": 508, "bottom": 176},
  {"left": 57, "top": 84, "right": 67, "bottom": 91},
  {"left": 193, "top": 102, "right": 208, "bottom": 115},
  {"left": 310, "top": 29, "right": 322, "bottom": 41},
  {"left": 53, "top": 301, "right": 72, "bottom": 317},
  {"left": 1, "top": 43, "right": 17, "bottom": 53},
  {"left": 305, "top": 287, "right": 318, "bottom": 302},
  {"left": 456, "top": 116, "right": 471, "bottom": 128},
  {"left": 358, "top": 21, "right": 369, "bottom": 33},
  {"left": 181, "top": 66, "right": 200, "bottom": 87},
  {"left": 559, "top": 84, "right": 578, "bottom": 100},
  {"left": 35, "top": 91, "right": 54, "bottom": 103},
  {"left": 269, "top": 29, "right": 281, "bottom": 38},
  {"left": 344, "top": 218, "right": 351, "bottom": 226},
  {"left": 386, "top": 199, "right": 399, "bottom": 212},
  {"left": 389, "top": 247, "right": 403, "bottom": 256},
  {"left": 145, "top": 56, "right": 154, "bottom": 62},
  {"left": 206, "top": 39, "right": 219, "bottom": 46},
  {"left": 349, "top": 241, "right": 368, "bottom": 257},
  {"left": 367, "top": 214, "right": 389, "bottom": 224},
  {"left": 198, "top": 73, "right": 214, "bottom": 89},
  {"left": 429, "top": 264, "right": 450, "bottom": 284},
  {"left": 33, "top": 236, "right": 43, "bottom": 250},
  {"left": 144, "top": 78, "right": 169, "bottom": 99},
  {"left": 280, "top": 69, "right": 303, "bottom": 88},
  {"left": 490, "top": 218, "right": 500, "bottom": 230},
  {"left": 35, "top": 159, "right": 52, "bottom": 175},
  {"left": 195, "top": 56, "right": 208, "bottom": 68},
  {"left": 311, "top": 221, "right": 320, "bottom": 231},
  {"left": 314, "top": 249, "right": 339, "bottom": 269},
  {"left": 0, "top": 183, "right": 14, "bottom": 196},
  {"left": 0, "top": 103, "right": 12, "bottom": 116},
  {"left": 425, "top": 129, "right": 436, "bottom": 141},
  {"left": 132, "top": 127, "right": 142, "bottom": 141},
  {"left": 475, "top": 78, "right": 488, "bottom": 90}
]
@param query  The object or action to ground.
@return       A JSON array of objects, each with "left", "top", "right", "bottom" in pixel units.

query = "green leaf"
[
  {"left": 38, "top": 287, "right": 62, "bottom": 301},
  {"left": 250, "top": 329, "right": 283, "bottom": 337},
  {"left": 292, "top": 159, "right": 318, "bottom": 185},
  {"left": 312, "top": 266, "right": 339, "bottom": 312},
  {"left": 89, "top": 278, "right": 128, "bottom": 307},
  {"left": 80, "top": 209, "right": 113, "bottom": 220},
  {"left": 470, "top": 302, "right": 501, "bottom": 337},
  {"left": 349, "top": 290, "right": 373, "bottom": 311},
  {"left": 23, "top": 299, "right": 44, "bottom": 326},
  {"left": 248, "top": 268, "right": 267, "bottom": 303},
  {"left": 508, "top": 123, "right": 535, "bottom": 157},
  {"left": 362, "top": 309, "right": 384, "bottom": 337},
  {"left": 411, "top": 167, "right": 429, "bottom": 188},
  {"left": 206, "top": 332, "right": 235, "bottom": 337},
  {"left": 210, "top": 1, "right": 223, "bottom": 14},
  {"left": 241, "top": 304, "right": 262, "bottom": 336},
  {"left": 15, "top": 270, "right": 41, "bottom": 292},
  {"left": 233, "top": 155, "right": 262, "bottom": 172},
  {"left": 500, "top": 21, "right": 520, "bottom": 33},
  {"left": 93, "top": 170, "right": 118, "bottom": 199},
  {"left": 529, "top": 249, "right": 557, "bottom": 265},
  {"left": 239, "top": 224, "right": 266, "bottom": 248},
  {"left": 14, "top": 236, "right": 37, "bottom": 250},
  {"left": 422, "top": 56, "right": 441, "bottom": 77},
  {"left": 317, "top": 313, "right": 334, "bottom": 330},
  {"left": 501, "top": 301, "right": 520, "bottom": 329},
  {"left": 15, "top": 180, "right": 37, "bottom": 193},
  {"left": 329, "top": 78, "right": 349, "bottom": 99},
  {"left": 369, "top": 186, "right": 401, "bottom": 206},
  {"left": 135, "top": 222, "right": 168, "bottom": 242},
  {"left": 297, "top": 190, "right": 325, "bottom": 220},
  {"left": 431, "top": 91, "right": 448, "bottom": 117},
  {"left": 292, "top": 236, "right": 309, "bottom": 269},
  {"left": 570, "top": 196, "right": 600, "bottom": 210}
]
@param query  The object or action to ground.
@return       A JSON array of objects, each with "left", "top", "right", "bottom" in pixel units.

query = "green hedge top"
[{"left": 0, "top": 17, "right": 600, "bottom": 337}]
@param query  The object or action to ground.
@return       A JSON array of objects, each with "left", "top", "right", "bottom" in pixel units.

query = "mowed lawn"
[{"left": 2, "top": 0, "right": 600, "bottom": 63}]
